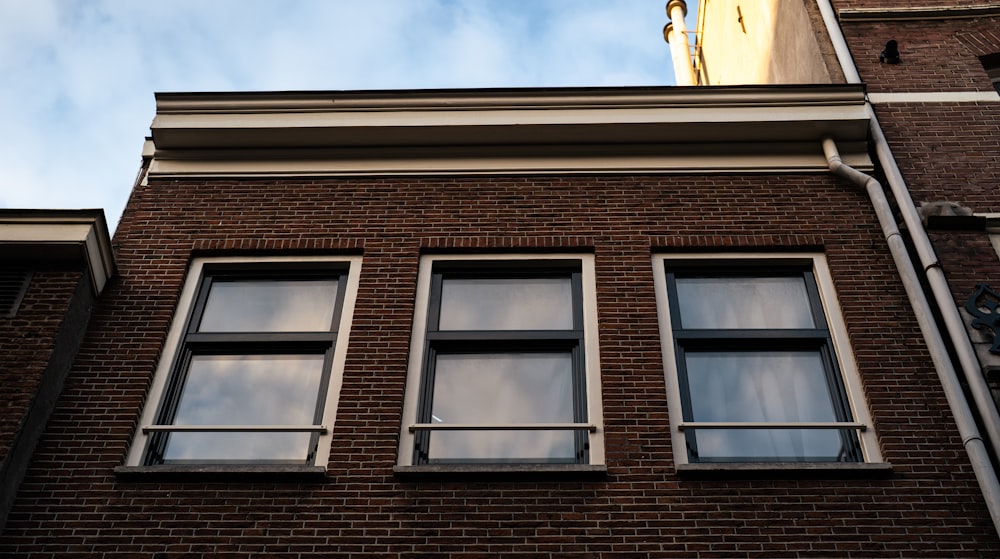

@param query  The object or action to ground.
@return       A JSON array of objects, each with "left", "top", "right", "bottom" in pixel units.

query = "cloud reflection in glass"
[
  {"left": 428, "top": 353, "right": 575, "bottom": 463},
  {"left": 199, "top": 279, "right": 339, "bottom": 332},
  {"left": 163, "top": 354, "right": 324, "bottom": 462},
  {"left": 439, "top": 277, "right": 572, "bottom": 331}
]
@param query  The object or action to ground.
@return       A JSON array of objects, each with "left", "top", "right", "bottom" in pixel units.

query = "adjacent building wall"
[{"left": 696, "top": 0, "right": 843, "bottom": 84}]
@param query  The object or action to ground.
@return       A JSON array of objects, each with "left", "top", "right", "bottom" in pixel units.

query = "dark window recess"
[
  {"left": 0, "top": 268, "right": 32, "bottom": 318},
  {"left": 979, "top": 53, "right": 1000, "bottom": 94}
]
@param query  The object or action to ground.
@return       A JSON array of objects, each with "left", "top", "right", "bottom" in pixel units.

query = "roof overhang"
[
  {"left": 0, "top": 210, "right": 115, "bottom": 295},
  {"left": 147, "top": 84, "right": 873, "bottom": 178}
]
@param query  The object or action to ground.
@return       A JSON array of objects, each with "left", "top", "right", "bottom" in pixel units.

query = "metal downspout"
[
  {"left": 815, "top": 0, "right": 1000, "bottom": 460},
  {"left": 824, "top": 138, "right": 1000, "bottom": 535}
]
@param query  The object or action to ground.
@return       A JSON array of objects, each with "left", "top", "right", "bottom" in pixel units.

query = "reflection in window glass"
[
  {"left": 684, "top": 351, "right": 846, "bottom": 461},
  {"left": 199, "top": 279, "right": 339, "bottom": 332},
  {"left": 676, "top": 276, "right": 814, "bottom": 329},
  {"left": 428, "top": 353, "right": 575, "bottom": 462},
  {"left": 439, "top": 277, "right": 573, "bottom": 331},
  {"left": 163, "top": 354, "right": 324, "bottom": 463},
  {"left": 691, "top": 428, "right": 849, "bottom": 462},
  {"left": 685, "top": 351, "right": 837, "bottom": 423}
]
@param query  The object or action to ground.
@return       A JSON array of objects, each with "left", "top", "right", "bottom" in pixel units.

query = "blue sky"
[{"left": 0, "top": 1, "right": 694, "bottom": 230}]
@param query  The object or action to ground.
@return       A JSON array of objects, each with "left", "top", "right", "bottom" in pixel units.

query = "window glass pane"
[
  {"left": 163, "top": 354, "right": 324, "bottom": 462},
  {"left": 199, "top": 279, "right": 339, "bottom": 332},
  {"left": 684, "top": 350, "right": 846, "bottom": 461},
  {"left": 428, "top": 353, "right": 575, "bottom": 462},
  {"left": 685, "top": 350, "right": 837, "bottom": 423},
  {"left": 690, "top": 428, "right": 854, "bottom": 462},
  {"left": 675, "top": 276, "right": 814, "bottom": 329},
  {"left": 439, "top": 277, "right": 573, "bottom": 331}
]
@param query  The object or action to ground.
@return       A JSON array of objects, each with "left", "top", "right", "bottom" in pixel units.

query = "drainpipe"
[
  {"left": 823, "top": 138, "right": 1000, "bottom": 535},
  {"left": 663, "top": 0, "right": 697, "bottom": 85},
  {"left": 815, "top": 0, "right": 1000, "bottom": 461}
]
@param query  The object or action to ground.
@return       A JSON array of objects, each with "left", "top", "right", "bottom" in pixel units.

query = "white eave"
[
  {"left": 0, "top": 210, "right": 116, "bottom": 295},
  {"left": 147, "top": 84, "right": 874, "bottom": 177}
]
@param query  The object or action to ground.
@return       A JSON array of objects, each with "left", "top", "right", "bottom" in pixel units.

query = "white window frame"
[
  {"left": 124, "top": 255, "right": 362, "bottom": 469},
  {"left": 396, "top": 253, "right": 605, "bottom": 469},
  {"left": 652, "top": 252, "right": 882, "bottom": 468}
]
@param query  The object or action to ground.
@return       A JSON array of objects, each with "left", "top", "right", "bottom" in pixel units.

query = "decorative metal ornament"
[{"left": 966, "top": 284, "right": 1000, "bottom": 355}]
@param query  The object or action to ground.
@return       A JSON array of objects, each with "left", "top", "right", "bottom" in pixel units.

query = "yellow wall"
[{"left": 695, "top": 0, "right": 840, "bottom": 85}]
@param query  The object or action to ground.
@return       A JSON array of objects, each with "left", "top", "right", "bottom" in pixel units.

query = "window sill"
[
  {"left": 114, "top": 464, "right": 328, "bottom": 482},
  {"left": 676, "top": 461, "right": 893, "bottom": 480},
  {"left": 393, "top": 463, "right": 607, "bottom": 481}
]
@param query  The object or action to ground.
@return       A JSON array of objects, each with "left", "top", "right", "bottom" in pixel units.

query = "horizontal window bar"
[
  {"left": 678, "top": 421, "right": 866, "bottom": 431},
  {"left": 409, "top": 423, "right": 597, "bottom": 433},
  {"left": 143, "top": 425, "right": 328, "bottom": 433},
  {"left": 427, "top": 331, "right": 583, "bottom": 341}
]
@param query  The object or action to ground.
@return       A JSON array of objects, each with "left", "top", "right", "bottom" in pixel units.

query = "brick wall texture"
[
  {"left": 0, "top": 270, "right": 83, "bottom": 463},
  {"left": 1, "top": 173, "right": 998, "bottom": 557},
  {"left": 842, "top": 11, "right": 1000, "bottom": 341}
]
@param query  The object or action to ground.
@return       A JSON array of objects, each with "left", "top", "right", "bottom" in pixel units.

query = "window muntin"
[
  {"left": 398, "top": 254, "right": 605, "bottom": 469},
  {"left": 653, "top": 254, "right": 880, "bottom": 466},
  {"left": 125, "top": 256, "right": 361, "bottom": 469}
]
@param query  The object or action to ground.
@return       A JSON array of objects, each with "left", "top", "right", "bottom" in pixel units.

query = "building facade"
[{"left": 2, "top": 1, "right": 1000, "bottom": 557}]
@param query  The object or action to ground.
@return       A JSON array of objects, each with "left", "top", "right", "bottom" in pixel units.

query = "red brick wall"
[
  {"left": 0, "top": 270, "right": 83, "bottom": 462},
  {"left": 1, "top": 174, "right": 997, "bottom": 557},
  {"left": 841, "top": 17, "right": 1000, "bottom": 94},
  {"left": 841, "top": 10, "right": 1000, "bottom": 336},
  {"left": 834, "top": 1, "right": 999, "bottom": 10}
]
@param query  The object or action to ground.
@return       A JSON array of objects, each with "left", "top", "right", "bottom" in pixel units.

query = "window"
[
  {"left": 397, "top": 254, "right": 604, "bottom": 470},
  {"left": 652, "top": 254, "right": 881, "bottom": 467},
  {"left": 124, "top": 256, "right": 361, "bottom": 470}
]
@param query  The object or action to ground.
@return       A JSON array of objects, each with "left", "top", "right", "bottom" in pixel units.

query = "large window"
[
  {"left": 397, "top": 254, "right": 604, "bottom": 469},
  {"left": 652, "top": 254, "right": 880, "bottom": 466},
  {"left": 124, "top": 256, "right": 361, "bottom": 469}
]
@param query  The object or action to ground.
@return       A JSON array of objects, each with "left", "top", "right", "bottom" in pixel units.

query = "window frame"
[
  {"left": 396, "top": 253, "right": 605, "bottom": 472},
  {"left": 652, "top": 253, "right": 882, "bottom": 470},
  {"left": 124, "top": 255, "right": 362, "bottom": 471}
]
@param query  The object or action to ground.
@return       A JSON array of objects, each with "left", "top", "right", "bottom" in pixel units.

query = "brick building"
[
  {"left": 0, "top": 210, "right": 114, "bottom": 532},
  {"left": 2, "top": 1, "right": 1000, "bottom": 557}
]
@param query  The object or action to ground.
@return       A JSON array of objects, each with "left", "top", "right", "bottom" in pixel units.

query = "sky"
[{"left": 0, "top": 0, "right": 695, "bottom": 231}]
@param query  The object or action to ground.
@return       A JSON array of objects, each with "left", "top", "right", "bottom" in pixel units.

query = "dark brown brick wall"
[
  {"left": 842, "top": 9, "right": 1000, "bottom": 354},
  {"left": 841, "top": 16, "right": 1000, "bottom": 94},
  {"left": 1, "top": 174, "right": 997, "bottom": 557},
  {"left": 872, "top": 101, "right": 1000, "bottom": 209},
  {"left": 0, "top": 270, "right": 83, "bottom": 462},
  {"left": 834, "top": 1, "right": 1000, "bottom": 10}
]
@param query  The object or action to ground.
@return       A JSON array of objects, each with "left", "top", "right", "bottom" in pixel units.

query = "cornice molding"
[
  {"left": 0, "top": 210, "right": 115, "bottom": 295},
  {"left": 147, "top": 85, "right": 874, "bottom": 178}
]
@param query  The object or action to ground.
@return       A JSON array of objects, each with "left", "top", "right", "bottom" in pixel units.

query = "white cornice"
[
  {"left": 147, "top": 85, "right": 874, "bottom": 177},
  {"left": 0, "top": 210, "right": 115, "bottom": 295}
]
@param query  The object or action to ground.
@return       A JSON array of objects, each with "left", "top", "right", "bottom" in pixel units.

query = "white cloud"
[{"left": 0, "top": 0, "right": 683, "bottom": 230}]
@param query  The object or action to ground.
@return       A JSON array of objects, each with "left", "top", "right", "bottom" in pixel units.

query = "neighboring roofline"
[
  {"left": 0, "top": 209, "right": 116, "bottom": 295},
  {"left": 147, "top": 84, "right": 874, "bottom": 177}
]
